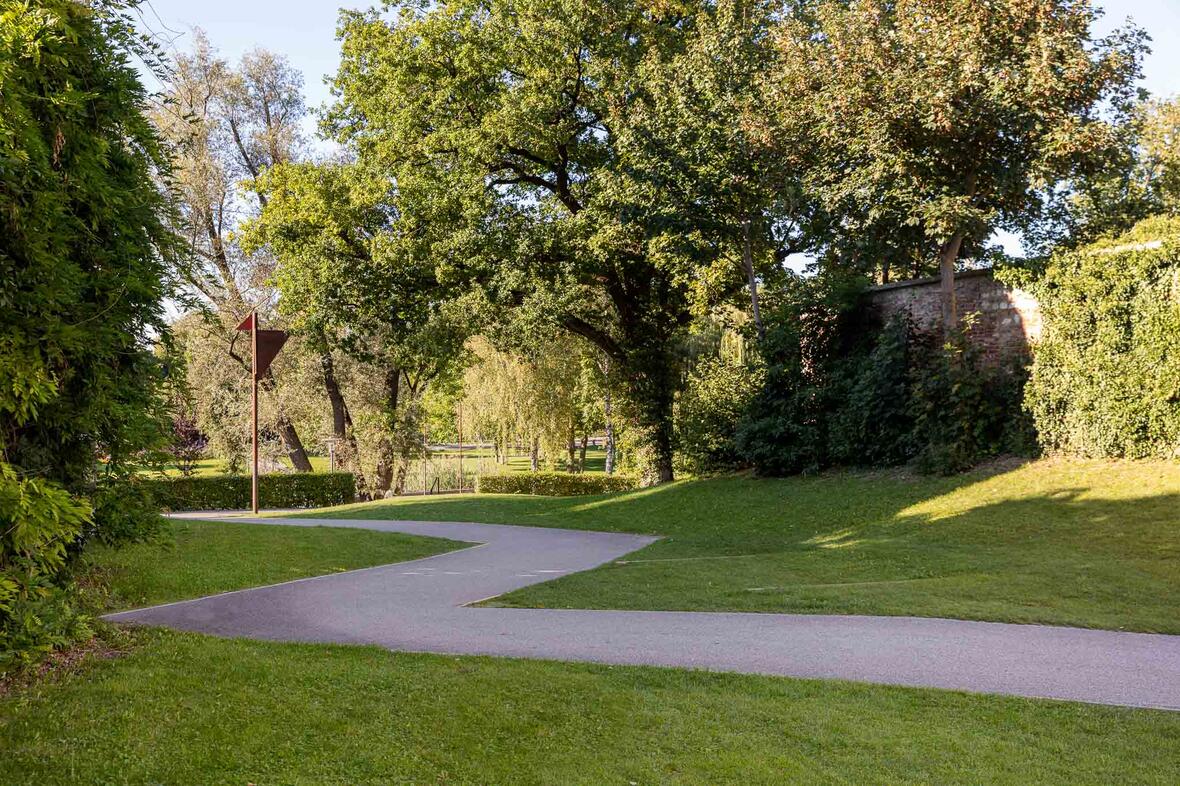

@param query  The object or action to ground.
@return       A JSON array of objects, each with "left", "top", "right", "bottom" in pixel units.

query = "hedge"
[
  {"left": 1018, "top": 216, "right": 1180, "bottom": 458},
  {"left": 476, "top": 472, "right": 638, "bottom": 496},
  {"left": 143, "top": 472, "right": 356, "bottom": 511}
]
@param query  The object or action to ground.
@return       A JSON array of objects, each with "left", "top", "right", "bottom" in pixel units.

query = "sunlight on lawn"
[{"left": 893, "top": 459, "right": 1180, "bottom": 524}]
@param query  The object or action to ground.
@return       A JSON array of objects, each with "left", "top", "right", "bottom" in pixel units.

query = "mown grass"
[
  {"left": 295, "top": 458, "right": 1180, "bottom": 632},
  {"left": 1, "top": 628, "right": 1177, "bottom": 785},
  {"left": 84, "top": 519, "right": 464, "bottom": 611}
]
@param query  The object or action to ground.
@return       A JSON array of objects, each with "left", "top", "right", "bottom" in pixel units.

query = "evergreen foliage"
[
  {"left": 0, "top": 0, "right": 174, "bottom": 671},
  {"left": 1021, "top": 216, "right": 1180, "bottom": 458}
]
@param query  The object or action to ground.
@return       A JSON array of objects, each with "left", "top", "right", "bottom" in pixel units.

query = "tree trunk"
[
  {"left": 938, "top": 234, "right": 965, "bottom": 334},
  {"left": 742, "top": 216, "right": 765, "bottom": 342},
  {"left": 603, "top": 389, "right": 615, "bottom": 476},
  {"left": 274, "top": 413, "right": 313, "bottom": 472},
  {"left": 530, "top": 437, "right": 539, "bottom": 471},
  {"left": 579, "top": 433, "right": 588, "bottom": 473},
  {"left": 373, "top": 437, "right": 394, "bottom": 493},
  {"left": 566, "top": 424, "right": 577, "bottom": 473},
  {"left": 258, "top": 370, "right": 313, "bottom": 472},
  {"left": 371, "top": 367, "right": 402, "bottom": 494},
  {"left": 393, "top": 457, "right": 409, "bottom": 495},
  {"left": 320, "top": 350, "right": 365, "bottom": 487}
]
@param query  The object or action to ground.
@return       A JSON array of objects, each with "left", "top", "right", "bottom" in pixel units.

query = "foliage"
[
  {"left": 0, "top": 0, "right": 176, "bottom": 489},
  {"left": 908, "top": 325, "right": 1036, "bottom": 474},
  {"left": 0, "top": 464, "right": 92, "bottom": 673},
  {"left": 768, "top": 0, "right": 1146, "bottom": 302},
  {"left": 323, "top": 0, "right": 777, "bottom": 484},
  {"left": 0, "top": 0, "right": 175, "bottom": 670},
  {"left": 826, "top": 317, "right": 916, "bottom": 467},
  {"left": 143, "top": 473, "right": 357, "bottom": 511},
  {"left": 1021, "top": 216, "right": 1180, "bottom": 458},
  {"left": 153, "top": 35, "right": 319, "bottom": 473},
  {"left": 88, "top": 476, "right": 166, "bottom": 547},
  {"left": 476, "top": 472, "right": 637, "bottom": 497},
  {"left": 735, "top": 272, "right": 869, "bottom": 475},
  {"left": 675, "top": 357, "right": 764, "bottom": 474},
  {"left": 736, "top": 274, "right": 1033, "bottom": 475},
  {"left": 244, "top": 160, "right": 472, "bottom": 495},
  {"left": 1038, "top": 97, "right": 1180, "bottom": 253}
]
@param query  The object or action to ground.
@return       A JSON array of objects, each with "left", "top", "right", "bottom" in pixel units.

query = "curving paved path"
[{"left": 106, "top": 515, "right": 1180, "bottom": 711}]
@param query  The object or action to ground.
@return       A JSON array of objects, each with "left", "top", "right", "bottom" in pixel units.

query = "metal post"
[
  {"left": 422, "top": 420, "right": 428, "bottom": 495},
  {"left": 250, "top": 309, "right": 259, "bottom": 514},
  {"left": 457, "top": 403, "right": 463, "bottom": 492}
]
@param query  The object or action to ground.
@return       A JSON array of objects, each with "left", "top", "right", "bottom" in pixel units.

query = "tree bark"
[
  {"left": 938, "top": 234, "right": 965, "bottom": 334},
  {"left": 566, "top": 424, "right": 577, "bottom": 473},
  {"left": 319, "top": 350, "right": 365, "bottom": 487},
  {"left": 603, "top": 388, "right": 615, "bottom": 476},
  {"left": 579, "top": 433, "right": 588, "bottom": 473},
  {"left": 258, "top": 370, "right": 313, "bottom": 472},
  {"left": 742, "top": 216, "right": 765, "bottom": 342},
  {"left": 530, "top": 437, "right": 539, "bottom": 472}
]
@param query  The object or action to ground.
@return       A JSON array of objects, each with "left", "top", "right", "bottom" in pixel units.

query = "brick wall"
[{"left": 864, "top": 269, "right": 1041, "bottom": 362}]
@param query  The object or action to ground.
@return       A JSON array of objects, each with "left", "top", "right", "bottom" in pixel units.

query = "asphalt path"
[{"left": 106, "top": 515, "right": 1180, "bottom": 710}]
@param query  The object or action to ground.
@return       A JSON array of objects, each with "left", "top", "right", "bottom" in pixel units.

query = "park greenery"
[{"left": 3, "top": 0, "right": 1180, "bottom": 723}]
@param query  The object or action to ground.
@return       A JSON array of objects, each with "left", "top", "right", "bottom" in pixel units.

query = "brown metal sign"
[
  {"left": 233, "top": 310, "right": 288, "bottom": 513},
  {"left": 253, "top": 329, "right": 288, "bottom": 380}
]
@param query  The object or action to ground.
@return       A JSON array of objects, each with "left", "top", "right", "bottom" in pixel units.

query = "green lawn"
[
  {"left": 293, "top": 458, "right": 1180, "bottom": 633},
  {"left": 1, "top": 628, "right": 1177, "bottom": 784},
  {"left": 85, "top": 519, "right": 464, "bottom": 611}
]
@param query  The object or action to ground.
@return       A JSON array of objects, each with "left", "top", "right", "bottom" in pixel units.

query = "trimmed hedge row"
[
  {"left": 476, "top": 472, "right": 638, "bottom": 496},
  {"left": 143, "top": 472, "right": 356, "bottom": 511}
]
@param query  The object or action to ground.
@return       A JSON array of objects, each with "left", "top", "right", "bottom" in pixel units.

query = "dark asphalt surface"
[{"left": 105, "top": 515, "right": 1180, "bottom": 710}]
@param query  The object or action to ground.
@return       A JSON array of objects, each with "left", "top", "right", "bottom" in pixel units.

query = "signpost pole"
[{"left": 251, "top": 310, "right": 259, "bottom": 515}]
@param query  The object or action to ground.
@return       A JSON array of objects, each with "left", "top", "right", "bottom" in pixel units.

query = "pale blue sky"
[
  {"left": 135, "top": 0, "right": 1180, "bottom": 116},
  {"left": 134, "top": 0, "right": 1180, "bottom": 258}
]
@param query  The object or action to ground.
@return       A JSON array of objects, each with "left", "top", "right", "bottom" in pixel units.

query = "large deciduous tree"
[
  {"left": 325, "top": 0, "right": 752, "bottom": 484},
  {"left": 153, "top": 34, "right": 315, "bottom": 471},
  {"left": 244, "top": 162, "right": 472, "bottom": 494},
  {"left": 770, "top": 0, "right": 1145, "bottom": 328}
]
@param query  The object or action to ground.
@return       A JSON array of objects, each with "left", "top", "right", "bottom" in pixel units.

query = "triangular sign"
[
  {"left": 254, "top": 329, "right": 288, "bottom": 380},
  {"left": 236, "top": 313, "right": 255, "bottom": 332}
]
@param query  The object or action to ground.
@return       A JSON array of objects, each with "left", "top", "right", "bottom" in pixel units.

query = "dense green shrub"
[
  {"left": 0, "top": 465, "right": 92, "bottom": 674},
  {"left": 675, "top": 358, "right": 765, "bottom": 474},
  {"left": 737, "top": 273, "right": 1034, "bottom": 476},
  {"left": 143, "top": 473, "right": 357, "bottom": 511},
  {"left": 1020, "top": 216, "right": 1180, "bottom": 458},
  {"left": 736, "top": 272, "right": 874, "bottom": 475},
  {"left": 1, "top": 1, "right": 176, "bottom": 670},
  {"left": 477, "top": 472, "right": 638, "bottom": 496},
  {"left": 87, "top": 475, "right": 167, "bottom": 546},
  {"left": 826, "top": 316, "right": 917, "bottom": 467},
  {"left": 909, "top": 323, "right": 1035, "bottom": 474}
]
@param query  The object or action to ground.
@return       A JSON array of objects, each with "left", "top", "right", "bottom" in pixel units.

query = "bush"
[
  {"left": 826, "top": 316, "right": 917, "bottom": 467},
  {"left": 676, "top": 358, "right": 764, "bottom": 474},
  {"left": 1020, "top": 216, "right": 1180, "bottom": 458},
  {"left": 737, "top": 273, "right": 1035, "bottom": 476},
  {"left": 477, "top": 472, "right": 638, "bottom": 496},
  {"left": 87, "top": 475, "right": 167, "bottom": 546},
  {"left": 909, "top": 322, "right": 1035, "bottom": 474},
  {"left": 143, "top": 473, "right": 357, "bottom": 511},
  {"left": 1, "top": 464, "right": 92, "bottom": 675}
]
